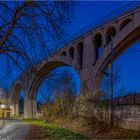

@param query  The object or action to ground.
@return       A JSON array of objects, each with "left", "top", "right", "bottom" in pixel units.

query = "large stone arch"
[
  {"left": 28, "top": 61, "right": 70, "bottom": 99},
  {"left": 24, "top": 60, "right": 79, "bottom": 117}
]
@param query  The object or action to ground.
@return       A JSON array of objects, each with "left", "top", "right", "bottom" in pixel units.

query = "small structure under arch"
[
  {"left": 119, "top": 18, "right": 132, "bottom": 31},
  {"left": 105, "top": 26, "right": 116, "bottom": 45},
  {"left": 61, "top": 51, "right": 66, "bottom": 56},
  {"left": 69, "top": 47, "right": 74, "bottom": 59},
  {"left": 77, "top": 42, "right": 83, "bottom": 69},
  {"left": 93, "top": 33, "right": 102, "bottom": 63}
]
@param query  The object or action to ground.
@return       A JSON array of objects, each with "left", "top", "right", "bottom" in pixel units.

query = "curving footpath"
[{"left": 0, "top": 120, "right": 29, "bottom": 140}]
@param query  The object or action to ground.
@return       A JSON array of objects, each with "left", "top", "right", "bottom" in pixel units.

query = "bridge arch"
[
  {"left": 96, "top": 25, "right": 140, "bottom": 87},
  {"left": 28, "top": 61, "right": 74, "bottom": 99},
  {"left": 25, "top": 60, "right": 80, "bottom": 117}
]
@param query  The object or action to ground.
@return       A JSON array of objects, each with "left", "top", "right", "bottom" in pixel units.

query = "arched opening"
[
  {"left": 31, "top": 65, "right": 80, "bottom": 118},
  {"left": 69, "top": 47, "right": 74, "bottom": 59},
  {"left": 26, "top": 61, "right": 70, "bottom": 117},
  {"left": 61, "top": 51, "right": 66, "bottom": 56},
  {"left": 77, "top": 42, "right": 83, "bottom": 69},
  {"left": 12, "top": 83, "right": 24, "bottom": 117},
  {"left": 93, "top": 33, "right": 102, "bottom": 62},
  {"left": 105, "top": 26, "right": 116, "bottom": 45},
  {"left": 119, "top": 18, "right": 132, "bottom": 31}
]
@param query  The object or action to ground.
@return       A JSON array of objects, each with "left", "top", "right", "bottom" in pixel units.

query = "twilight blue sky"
[{"left": 0, "top": 1, "right": 140, "bottom": 101}]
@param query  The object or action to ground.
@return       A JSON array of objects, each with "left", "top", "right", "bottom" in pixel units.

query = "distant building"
[{"left": 0, "top": 88, "right": 12, "bottom": 118}]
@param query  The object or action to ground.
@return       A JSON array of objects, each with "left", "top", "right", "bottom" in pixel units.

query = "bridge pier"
[
  {"left": 24, "top": 95, "right": 32, "bottom": 118},
  {"left": 24, "top": 95, "right": 37, "bottom": 118}
]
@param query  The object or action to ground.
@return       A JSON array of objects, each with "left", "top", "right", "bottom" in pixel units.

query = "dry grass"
[
  {"left": 23, "top": 115, "right": 140, "bottom": 139},
  {"left": 25, "top": 125, "right": 47, "bottom": 139},
  {"left": 49, "top": 115, "right": 140, "bottom": 139},
  {"left": 23, "top": 119, "right": 87, "bottom": 140}
]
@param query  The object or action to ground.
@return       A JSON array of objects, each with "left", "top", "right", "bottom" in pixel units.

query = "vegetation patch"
[
  {"left": 48, "top": 116, "right": 140, "bottom": 139},
  {"left": 23, "top": 119, "right": 87, "bottom": 140}
]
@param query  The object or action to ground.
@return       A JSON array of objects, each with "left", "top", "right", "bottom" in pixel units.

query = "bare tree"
[
  {"left": 39, "top": 67, "right": 77, "bottom": 118},
  {"left": 0, "top": 1, "right": 76, "bottom": 69},
  {"left": 100, "top": 65, "right": 124, "bottom": 99},
  {"left": 99, "top": 65, "right": 126, "bottom": 127},
  {"left": 0, "top": 1, "right": 76, "bottom": 90}
]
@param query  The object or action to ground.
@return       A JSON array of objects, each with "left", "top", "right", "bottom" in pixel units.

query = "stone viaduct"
[{"left": 9, "top": 6, "right": 140, "bottom": 118}]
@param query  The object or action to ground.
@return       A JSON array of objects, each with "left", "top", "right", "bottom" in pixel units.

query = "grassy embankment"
[
  {"left": 45, "top": 116, "right": 140, "bottom": 139},
  {"left": 23, "top": 119, "right": 88, "bottom": 140},
  {"left": 23, "top": 116, "right": 140, "bottom": 139}
]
